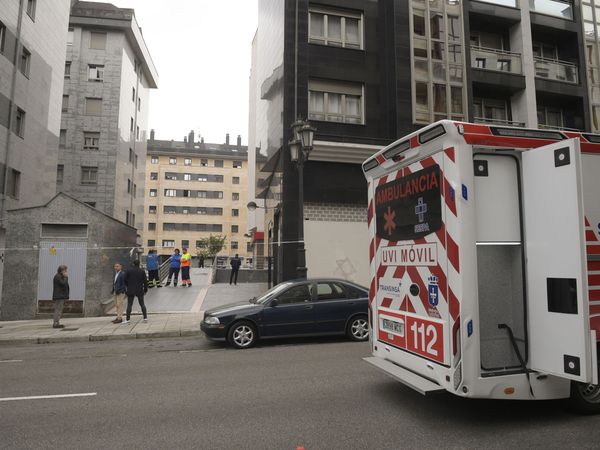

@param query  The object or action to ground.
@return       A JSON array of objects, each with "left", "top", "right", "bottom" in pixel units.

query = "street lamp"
[{"left": 288, "top": 119, "right": 316, "bottom": 279}]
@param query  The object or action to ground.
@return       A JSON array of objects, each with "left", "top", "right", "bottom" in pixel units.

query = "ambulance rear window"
[{"left": 374, "top": 165, "right": 442, "bottom": 241}]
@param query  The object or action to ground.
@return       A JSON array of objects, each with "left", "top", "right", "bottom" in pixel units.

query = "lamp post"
[{"left": 289, "top": 119, "right": 316, "bottom": 279}]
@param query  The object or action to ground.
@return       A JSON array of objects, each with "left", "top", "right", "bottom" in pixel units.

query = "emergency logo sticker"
[
  {"left": 428, "top": 276, "right": 439, "bottom": 307},
  {"left": 375, "top": 165, "right": 442, "bottom": 241}
]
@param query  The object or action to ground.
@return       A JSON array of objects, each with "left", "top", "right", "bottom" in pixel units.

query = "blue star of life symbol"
[
  {"left": 428, "top": 275, "right": 439, "bottom": 307},
  {"left": 415, "top": 197, "right": 428, "bottom": 223}
]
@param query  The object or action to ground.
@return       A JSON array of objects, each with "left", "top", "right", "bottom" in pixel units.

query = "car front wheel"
[
  {"left": 347, "top": 315, "right": 369, "bottom": 342},
  {"left": 227, "top": 321, "right": 257, "bottom": 349}
]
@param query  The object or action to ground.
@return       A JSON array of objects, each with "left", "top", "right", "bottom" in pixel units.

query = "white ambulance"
[{"left": 362, "top": 120, "right": 600, "bottom": 413}]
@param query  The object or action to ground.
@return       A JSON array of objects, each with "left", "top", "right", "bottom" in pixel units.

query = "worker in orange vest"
[{"left": 180, "top": 248, "right": 192, "bottom": 287}]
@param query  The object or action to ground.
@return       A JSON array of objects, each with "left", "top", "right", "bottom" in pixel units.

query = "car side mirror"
[{"left": 270, "top": 298, "right": 279, "bottom": 307}]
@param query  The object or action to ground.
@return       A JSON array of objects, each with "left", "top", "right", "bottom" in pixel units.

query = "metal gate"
[{"left": 37, "top": 241, "right": 87, "bottom": 302}]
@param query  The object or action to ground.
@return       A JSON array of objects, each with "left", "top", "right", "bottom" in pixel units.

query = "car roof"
[{"left": 284, "top": 278, "right": 368, "bottom": 290}]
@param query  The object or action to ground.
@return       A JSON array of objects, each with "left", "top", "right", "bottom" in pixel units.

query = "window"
[
  {"left": 26, "top": 0, "right": 36, "bottom": 20},
  {"left": 90, "top": 32, "right": 107, "bottom": 50},
  {"left": 162, "top": 240, "right": 175, "bottom": 248},
  {"left": 137, "top": 98, "right": 141, "bottom": 111},
  {"left": 149, "top": 189, "right": 157, "bottom": 197},
  {"left": 196, "top": 240, "right": 206, "bottom": 249},
  {"left": 184, "top": 158, "right": 192, "bottom": 166},
  {"left": 0, "top": 21, "right": 6, "bottom": 54},
  {"left": 59, "top": 129, "right": 66, "bottom": 147},
  {"left": 233, "top": 176, "right": 240, "bottom": 184},
  {"left": 65, "top": 61, "right": 71, "bottom": 78},
  {"left": 133, "top": 184, "right": 137, "bottom": 198},
  {"left": 233, "top": 160, "right": 242, "bottom": 168},
  {"left": 56, "top": 165, "right": 64, "bottom": 184},
  {"left": 231, "top": 241, "right": 239, "bottom": 250},
  {"left": 149, "top": 205, "right": 157, "bottom": 214},
  {"left": 125, "top": 210, "right": 130, "bottom": 225},
  {"left": 309, "top": 7, "right": 362, "bottom": 49},
  {"left": 309, "top": 79, "right": 364, "bottom": 124},
  {"left": 81, "top": 166, "right": 98, "bottom": 185},
  {"left": 232, "top": 209, "right": 239, "bottom": 217},
  {"left": 316, "top": 282, "right": 346, "bottom": 300},
  {"left": 67, "top": 27, "right": 74, "bottom": 46},
  {"left": 132, "top": 87, "right": 136, "bottom": 102},
  {"left": 7, "top": 169, "right": 20, "bottom": 198},
  {"left": 62, "top": 95, "right": 69, "bottom": 112},
  {"left": 182, "top": 240, "right": 189, "bottom": 248},
  {"left": 344, "top": 283, "right": 367, "bottom": 299},
  {"left": 130, "top": 117, "right": 134, "bottom": 132},
  {"left": 13, "top": 108, "right": 25, "bottom": 137},
  {"left": 165, "top": 172, "right": 178, "bottom": 180},
  {"left": 169, "top": 157, "right": 177, "bottom": 165},
  {"left": 150, "top": 172, "right": 158, "bottom": 180},
  {"left": 127, "top": 179, "right": 131, "bottom": 194},
  {"left": 232, "top": 193, "right": 240, "bottom": 201},
  {"left": 164, "top": 189, "right": 176, "bottom": 197},
  {"left": 148, "top": 222, "right": 156, "bottom": 231},
  {"left": 278, "top": 284, "right": 311, "bottom": 305},
  {"left": 88, "top": 65, "right": 104, "bottom": 81},
  {"left": 129, "top": 148, "right": 133, "bottom": 163},
  {"left": 232, "top": 225, "right": 239, "bottom": 233},
  {"left": 151, "top": 155, "right": 159, "bottom": 164},
  {"left": 85, "top": 98, "right": 102, "bottom": 115},
  {"left": 134, "top": 154, "right": 138, "bottom": 168},
  {"left": 148, "top": 240, "right": 156, "bottom": 247},
  {"left": 184, "top": 173, "right": 192, "bottom": 181},
  {"left": 473, "top": 98, "right": 510, "bottom": 123},
  {"left": 136, "top": 125, "right": 140, "bottom": 140},
  {"left": 201, "top": 158, "right": 208, "bottom": 167},
  {"left": 214, "top": 159, "right": 224, "bottom": 168},
  {"left": 83, "top": 132, "right": 100, "bottom": 150},
  {"left": 20, "top": 47, "right": 31, "bottom": 77}
]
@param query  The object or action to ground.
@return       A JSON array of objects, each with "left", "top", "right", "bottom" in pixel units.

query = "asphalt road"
[{"left": 1, "top": 336, "right": 599, "bottom": 450}]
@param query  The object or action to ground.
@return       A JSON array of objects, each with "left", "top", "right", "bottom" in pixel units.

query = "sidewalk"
[{"left": 0, "top": 282, "right": 269, "bottom": 346}]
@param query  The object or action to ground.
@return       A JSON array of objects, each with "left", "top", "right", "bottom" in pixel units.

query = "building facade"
[
  {"left": 0, "top": 0, "right": 72, "bottom": 314},
  {"left": 145, "top": 131, "right": 251, "bottom": 261},
  {"left": 58, "top": 1, "right": 158, "bottom": 232},
  {"left": 250, "top": 0, "right": 595, "bottom": 285}
]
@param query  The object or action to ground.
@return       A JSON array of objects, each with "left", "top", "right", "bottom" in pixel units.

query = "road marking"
[
  {"left": 0, "top": 392, "right": 97, "bottom": 402},
  {"left": 191, "top": 288, "right": 208, "bottom": 313},
  {"left": 0, "top": 360, "right": 23, "bottom": 363}
]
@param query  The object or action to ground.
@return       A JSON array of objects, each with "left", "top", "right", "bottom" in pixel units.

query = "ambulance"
[{"left": 361, "top": 120, "right": 600, "bottom": 413}]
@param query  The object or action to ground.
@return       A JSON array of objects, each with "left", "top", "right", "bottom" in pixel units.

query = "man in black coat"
[
  {"left": 123, "top": 260, "right": 148, "bottom": 323},
  {"left": 52, "top": 265, "right": 69, "bottom": 328},
  {"left": 230, "top": 254, "right": 242, "bottom": 285}
]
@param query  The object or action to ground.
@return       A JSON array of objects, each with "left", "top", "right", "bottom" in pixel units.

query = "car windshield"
[{"left": 254, "top": 282, "right": 293, "bottom": 304}]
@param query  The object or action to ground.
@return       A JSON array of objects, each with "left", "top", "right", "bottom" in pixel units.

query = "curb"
[{"left": 0, "top": 329, "right": 203, "bottom": 345}]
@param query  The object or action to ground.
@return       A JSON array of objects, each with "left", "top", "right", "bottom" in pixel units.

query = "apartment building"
[
  {"left": 58, "top": 1, "right": 158, "bottom": 231},
  {"left": 250, "top": 0, "right": 594, "bottom": 285},
  {"left": 145, "top": 131, "right": 251, "bottom": 260}
]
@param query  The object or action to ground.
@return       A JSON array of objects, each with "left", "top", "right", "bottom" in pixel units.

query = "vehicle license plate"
[{"left": 382, "top": 318, "right": 404, "bottom": 335}]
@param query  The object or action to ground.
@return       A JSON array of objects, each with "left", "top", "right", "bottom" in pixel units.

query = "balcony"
[
  {"left": 475, "top": 0, "right": 518, "bottom": 6},
  {"left": 529, "top": 0, "right": 573, "bottom": 20},
  {"left": 474, "top": 117, "right": 525, "bottom": 127},
  {"left": 471, "top": 46, "right": 522, "bottom": 75},
  {"left": 534, "top": 57, "right": 578, "bottom": 84},
  {"left": 538, "top": 123, "right": 581, "bottom": 131}
]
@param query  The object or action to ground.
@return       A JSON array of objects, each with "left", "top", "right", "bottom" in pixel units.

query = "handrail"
[
  {"left": 471, "top": 45, "right": 521, "bottom": 58},
  {"left": 474, "top": 117, "right": 526, "bottom": 127},
  {"left": 533, "top": 56, "right": 578, "bottom": 68},
  {"left": 158, "top": 257, "right": 172, "bottom": 282}
]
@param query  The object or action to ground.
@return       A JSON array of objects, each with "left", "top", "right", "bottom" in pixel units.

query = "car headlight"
[{"left": 204, "top": 316, "right": 220, "bottom": 325}]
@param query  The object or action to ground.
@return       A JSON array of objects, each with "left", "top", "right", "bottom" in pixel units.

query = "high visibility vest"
[{"left": 181, "top": 253, "right": 191, "bottom": 267}]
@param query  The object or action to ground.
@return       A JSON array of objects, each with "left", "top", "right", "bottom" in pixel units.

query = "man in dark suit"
[
  {"left": 230, "top": 254, "right": 242, "bottom": 285},
  {"left": 111, "top": 262, "right": 127, "bottom": 324},
  {"left": 124, "top": 260, "right": 149, "bottom": 323}
]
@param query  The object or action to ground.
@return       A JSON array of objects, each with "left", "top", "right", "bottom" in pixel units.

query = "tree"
[{"left": 196, "top": 235, "right": 227, "bottom": 259}]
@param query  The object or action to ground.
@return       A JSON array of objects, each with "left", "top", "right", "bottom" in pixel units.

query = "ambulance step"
[{"left": 363, "top": 357, "right": 445, "bottom": 395}]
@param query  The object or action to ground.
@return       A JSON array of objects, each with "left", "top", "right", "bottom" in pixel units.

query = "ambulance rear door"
[{"left": 522, "top": 139, "right": 593, "bottom": 383}]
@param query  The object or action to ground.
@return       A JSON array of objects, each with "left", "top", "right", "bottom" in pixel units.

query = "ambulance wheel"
[
  {"left": 567, "top": 381, "right": 600, "bottom": 414},
  {"left": 227, "top": 321, "right": 257, "bottom": 349},
  {"left": 347, "top": 315, "right": 369, "bottom": 342}
]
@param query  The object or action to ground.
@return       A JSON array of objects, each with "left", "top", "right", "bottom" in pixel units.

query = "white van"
[{"left": 362, "top": 120, "right": 600, "bottom": 413}]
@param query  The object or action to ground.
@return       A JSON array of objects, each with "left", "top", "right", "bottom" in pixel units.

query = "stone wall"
[{"left": 304, "top": 202, "right": 367, "bottom": 223}]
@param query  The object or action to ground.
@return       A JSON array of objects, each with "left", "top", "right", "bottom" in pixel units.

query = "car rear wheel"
[
  {"left": 567, "top": 381, "right": 600, "bottom": 414},
  {"left": 347, "top": 315, "right": 369, "bottom": 342},
  {"left": 227, "top": 321, "right": 257, "bottom": 349}
]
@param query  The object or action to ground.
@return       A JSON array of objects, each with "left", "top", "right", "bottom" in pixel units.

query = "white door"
[{"left": 522, "top": 139, "right": 593, "bottom": 383}]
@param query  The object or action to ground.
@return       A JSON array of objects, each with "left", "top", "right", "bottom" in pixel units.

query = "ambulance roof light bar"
[
  {"left": 489, "top": 126, "right": 566, "bottom": 140},
  {"left": 363, "top": 158, "right": 379, "bottom": 173},
  {"left": 383, "top": 140, "right": 410, "bottom": 161}
]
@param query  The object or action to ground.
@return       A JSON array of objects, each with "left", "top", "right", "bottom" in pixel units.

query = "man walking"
[
  {"left": 146, "top": 249, "right": 161, "bottom": 288},
  {"left": 52, "top": 265, "right": 69, "bottom": 328},
  {"left": 165, "top": 248, "right": 181, "bottom": 286},
  {"left": 123, "top": 260, "right": 148, "bottom": 323},
  {"left": 111, "top": 262, "right": 127, "bottom": 323},
  {"left": 199, "top": 254, "right": 205, "bottom": 268},
  {"left": 180, "top": 248, "right": 192, "bottom": 287},
  {"left": 230, "top": 254, "right": 242, "bottom": 285}
]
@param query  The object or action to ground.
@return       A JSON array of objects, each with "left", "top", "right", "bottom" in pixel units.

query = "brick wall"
[{"left": 304, "top": 202, "right": 367, "bottom": 223}]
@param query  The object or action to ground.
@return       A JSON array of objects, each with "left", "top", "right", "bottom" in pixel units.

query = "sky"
[{"left": 109, "top": 0, "right": 258, "bottom": 145}]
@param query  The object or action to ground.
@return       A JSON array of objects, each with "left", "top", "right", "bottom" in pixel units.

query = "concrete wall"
[
  {"left": 304, "top": 203, "right": 370, "bottom": 288},
  {"left": 0, "top": 194, "right": 137, "bottom": 320}
]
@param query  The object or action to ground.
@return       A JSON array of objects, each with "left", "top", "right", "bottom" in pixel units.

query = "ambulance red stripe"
[
  {"left": 587, "top": 230, "right": 598, "bottom": 242},
  {"left": 589, "top": 274, "right": 600, "bottom": 286},
  {"left": 588, "top": 261, "right": 600, "bottom": 271},
  {"left": 447, "top": 234, "right": 460, "bottom": 273},
  {"left": 588, "top": 245, "right": 600, "bottom": 255},
  {"left": 590, "top": 290, "right": 600, "bottom": 301}
]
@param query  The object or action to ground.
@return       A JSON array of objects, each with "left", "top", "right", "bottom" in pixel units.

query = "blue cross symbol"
[
  {"left": 429, "top": 289, "right": 437, "bottom": 303},
  {"left": 415, "top": 197, "right": 428, "bottom": 223}
]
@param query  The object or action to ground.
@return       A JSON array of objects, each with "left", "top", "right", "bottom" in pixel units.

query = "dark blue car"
[{"left": 201, "top": 279, "right": 369, "bottom": 349}]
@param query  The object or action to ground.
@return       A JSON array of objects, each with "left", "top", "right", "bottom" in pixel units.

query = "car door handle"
[{"left": 303, "top": 305, "right": 313, "bottom": 310}]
